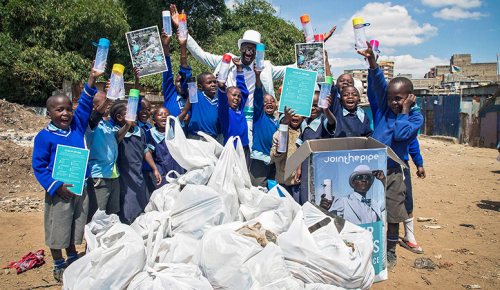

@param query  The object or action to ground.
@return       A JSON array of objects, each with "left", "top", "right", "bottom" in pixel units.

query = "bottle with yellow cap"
[
  {"left": 352, "top": 17, "right": 370, "bottom": 51},
  {"left": 178, "top": 13, "right": 188, "bottom": 40},
  {"left": 107, "top": 64, "right": 125, "bottom": 100}
]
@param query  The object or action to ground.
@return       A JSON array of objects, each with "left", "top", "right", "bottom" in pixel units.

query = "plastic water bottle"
[
  {"left": 107, "top": 64, "right": 125, "bottom": 100},
  {"left": 314, "top": 34, "right": 324, "bottom": 43},
  {"left": 178, "top": 13, "right": 188, "bottom": 40},
  {"left": 322, "top": 179, "right": 332, "bottom": 201},
  {"left": 217, "top": 54, "right": 232, "bottom": 82},
  {"left": 318, "top": 76, "right": 333, "bottom": 109},
  {"left": 162, "top": 11, "right": 172, "bottom": 36},
  {"left": 93, "top": 38, "right": 110, "bottom": 73},
  {"left": 255, "top": 44, "right": 265, "bottom": 71},
  {"left": 126, "top": 89, "right": 140, "bottom": 121},
  {"left": 300, "top": 14, "right": 314, "bottom": 43},
  {"left": 353, "top": 17, "right": 369, "bottom": 51},
  {"left": 277, "top": 124, "right": 288, "bottom": 153},
  {"left": 188, "top": 76, "right": 198, "bottom": 104},
  {"left": 370, "top": 39, "right": 380, "bottom": 58}
]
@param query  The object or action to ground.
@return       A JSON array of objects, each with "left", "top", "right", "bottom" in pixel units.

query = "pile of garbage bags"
[{"left": 63, "top": 117, "right": 375, "bottom": 290}]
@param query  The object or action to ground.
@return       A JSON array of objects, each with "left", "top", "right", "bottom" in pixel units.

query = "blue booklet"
[
  {"left": 278, "top": 67, "right": 317, "bottom": 117},
  {"left": 51, "top": 145, "right": 90, "bottom": 196}
]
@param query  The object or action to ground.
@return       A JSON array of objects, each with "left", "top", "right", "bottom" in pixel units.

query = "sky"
[{"left": 226, "top": 0, "right": 500, "bottom": 78}]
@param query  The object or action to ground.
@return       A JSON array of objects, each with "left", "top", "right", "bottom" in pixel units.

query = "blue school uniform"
[
  {"left": 162, "top": 55, "right": 191, "bottom": 117},
  {"left": 115, "top": 126, "right": 150, "bottom": 224},
  {"left": 329, "top": 87, "right": 372, "bottom": 138},
  {"left": 146, "top": 127, "right": 184, "bottom": 187},
  {"left": 367, "top": 67, "right": 423, "bottom": 168},
  {"left": 187, "top": 91, "right": 219, "bottom": 138},
  {"left": 218, "top": 72, "right": 250, "bottom": 146},
  {"left": 85, "top": 118, "right": 118, "bottom": 179},
  {"left": 32, "top": 84, "right": 97, "bottom": 196},
  {"left": 296, "top": 115, "right": 335, "bottom": 205},
  {"left": 251, "top": 86, "right": 279, "bottom": 163}
]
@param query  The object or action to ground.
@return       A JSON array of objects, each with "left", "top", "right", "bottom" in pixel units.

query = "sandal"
[{"left": 399, "top": 239, "right": 424, "bottom": 254}]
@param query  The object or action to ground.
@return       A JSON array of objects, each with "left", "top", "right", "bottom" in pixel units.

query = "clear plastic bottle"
[
  {"left": 162, "top": 11, "right": 172, "bottom": 36},
  {"left": 300, "top": 14, "right": 314, "bottom": 43},
  {"left": 125, "top": 89, "right": 140, "bottom": 121},
  {"left": 322, "top": 179, "right": 332, "bottom": 201},
  {"left": 352, "top": 17, "right": 369, "bottom": 51},
  {"left": 277, "top": 124, "right": 288, "bottom": 153},
  {"left": 318, "top": 76, "right": 333, "bottom": 109},
  {"left": 107, "top": 64, "right": 125, "bottom": 100},
  {"left": 187, "top": 76, "right": 198, "bottom": 104},
  {"left": 255, "top": 44, "right": 265, "bottom": 71},
  {"left": 217, "top": 54, "right": 232, "bottom": 82},
  {"left": 178, "top": 13, "right": 188, "bottom": 40},
  {"left": 93, "top": 38, "right": 110, "bottom": 73},
  {"left": 369, "top": 39, "right": 380, "bottom": 59}
]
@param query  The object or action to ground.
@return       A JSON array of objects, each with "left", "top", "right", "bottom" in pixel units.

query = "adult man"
[{"left": 321, "top": 164, "right": 385, "bottom": 224}]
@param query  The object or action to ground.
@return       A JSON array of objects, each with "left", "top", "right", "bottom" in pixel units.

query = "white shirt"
[{"left": 331, "top": 192, "right": 384, "bottom": 225}]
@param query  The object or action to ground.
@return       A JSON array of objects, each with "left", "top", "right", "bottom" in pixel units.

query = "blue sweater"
[
  {"left": 218, "top": 72, "right": 250, "bottom": 146},
  {"left": 187, "top": 90, "right": 219, "bottom": 138},
  {"left": 403, "top": 137, "right": 424, "bottom": 167},
  {"left": 329, "top": 86, "right": 372, "bottom": 138},
  {"left": 32, "top": 83, "right": 97, "bottom": 196},
  {"left": 367, "top": 67, "right": 423, "bottom": 168},
  {"left": 162, "top": 55, "right": 191, "bottom": 117},
  {"left": 251, "top": 86, "right": 279, "bottom": 159}
]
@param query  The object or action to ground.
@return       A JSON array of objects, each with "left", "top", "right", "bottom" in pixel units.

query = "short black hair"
[
  {"left": 197, "top": 72, "right": 213, "bottom": 84},
  {"left": 388, "top": 77, "right": 414, "bottom": 94},
  {"left": 340, "top": 85, "right": 360, "bottom": 96},
  {"left": 153, "top": 106, "right": 170, "bottom": 118},
  {"left": 46, "top": 95, "right": 71, "bottom": 110},
  {"left": 336, "top": 73, "right": 353, "bottom": 84},
  {"left": 110, "top": 101, "right": 127, "bottom": 123}
]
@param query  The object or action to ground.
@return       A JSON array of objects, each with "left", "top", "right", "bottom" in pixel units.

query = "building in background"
[{"left": 379, "top": 61, "right": 394, "bottom": 80}]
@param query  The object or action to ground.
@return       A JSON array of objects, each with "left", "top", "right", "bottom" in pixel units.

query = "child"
[
  {"left": 32, "top": 67, "right": 102, "bottom": 282},
  {"left": 359, "top": 42, "right": 424, "bottom": 269},
  {"left": 324, "top": 54, "right": 372, "bottom": 138},
  {"left": 161, "top": 29, "right": 191, "bottom": 118},
  {"left": 249, "top": 68, "right": 279, "bottom": 186},
  {"left": 296, "top": 88, "right": 336, "bottom": 204},
  {"left": 146, "top": 107, "right": 184, "bottom": 187},
  {"left": 400, "top": 137, "right": 426, "bottom": 254},
  {"left": 270, "top": 107, "right": 304, "bottom": 202},
  {"left": 180, "top": 71, "right": 219, "bottom": 140},
  {"left": 110, "top": 101, "right": 161, "bottom": 224},
  {"left": 217, "top": 57, "right": 251, "bottom": 165},
  {"left": 85, "top": 92, "right": 120, "bottom": 216},
  {"left": 331, "top": 73, "right": 354, "bottom": 99}
]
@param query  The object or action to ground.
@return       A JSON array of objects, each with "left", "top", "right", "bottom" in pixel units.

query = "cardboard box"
[{"left": 285, "top": 137, "right": 406, "bottom": 282}]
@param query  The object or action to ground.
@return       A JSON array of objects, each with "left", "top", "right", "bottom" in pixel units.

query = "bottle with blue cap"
[
  {"left": 255, "top": 44, "right": 265, "bottom": 71},
  {"left": 162, "top": 11, "right": 173, "bottom": 36},
  {"left": 352, "top": 17, "right": 370, "bottom": 51},
  {"left": 93, "top": 38, "right": 110, "bottom": 73}
]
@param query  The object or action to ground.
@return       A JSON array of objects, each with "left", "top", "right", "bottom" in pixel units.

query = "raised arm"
[
  {"left": 233, "top": 57, "right": 249, "bottom": 110},
  {"left": 359, "top": 42, "right": 388, "bottom": 114},
  {"left": 161, "top": 33, "right": 176, "bottom": 108},
  {"left": 74, "top": 67, "right": 101, "bottom": 133},
  {"left": 253, "top": 70, "right": 264, "bottom": 122}
]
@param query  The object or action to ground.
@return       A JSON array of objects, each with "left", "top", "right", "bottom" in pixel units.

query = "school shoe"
[
  {"left": 66, "top": 253, "right": 79, "bottom": 266},
  {"left": 53, "top": 266, "right": 66, "bottom": 283},
  {"left": 387, "top": 251, "right": 397, "bottom": 270}
]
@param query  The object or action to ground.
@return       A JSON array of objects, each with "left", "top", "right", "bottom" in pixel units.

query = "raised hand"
[
  {"left": 356, "top": 41, "right": 377, "bottom": 69},
  {"left": 170, "top": 4, "right": 179, "bottom": 28},
  {"left": 282, "top": 106, "right": 296, "bottom": 125},
  {"left": 232, "top": 57, "right": 242, "bottom": 72},
  {"left": 323, "top": 25, "right": 337, "bottom": 42},
  {"left": 161, "top": 31, "right": 171, "bottom": 47}
]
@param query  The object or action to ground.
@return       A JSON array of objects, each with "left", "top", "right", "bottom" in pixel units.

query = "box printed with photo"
[
  {"left": 311, "top": 148, "right": 388, "bottom": 281},
  {"left": 295, "top": 42, "right": 325, "bottom": 83},
  {"left": 126, "top": 26, "right": 168, "bottom": 78}
]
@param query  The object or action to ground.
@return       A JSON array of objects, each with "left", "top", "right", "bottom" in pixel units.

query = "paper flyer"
[
  {"left": 295, "top": 42, "right": 325, "bottom": 83},
  {"left": 278, "top": 67, "right": 317, "bottom": 117},
  {"left": 52, "top": 145, "right": 90, "bottom": 196},
  {"left": 126, "top": 26, "right": 168, "bottom": 77}
]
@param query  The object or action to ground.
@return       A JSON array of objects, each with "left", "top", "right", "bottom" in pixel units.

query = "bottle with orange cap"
[
  {"left": 300, "top": 14, "right": 314, "bottom": 43},
  {"left": 353, "top": 17, "right": 370, "bottom": 51},
  {"left": 178, "top": 13, "right": 188, "bottom": 40},
  {"left": 107, "top": 64, "right": 125, "bottom": 100}
]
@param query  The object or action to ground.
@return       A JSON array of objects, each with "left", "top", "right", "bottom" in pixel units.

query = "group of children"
[{"left": 32, "top": 14, "right": 426, "bottom": 282}]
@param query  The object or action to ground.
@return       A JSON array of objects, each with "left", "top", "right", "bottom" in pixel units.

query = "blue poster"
[
  {"left": 312, "top": 149, "right": 388, "bottom": 281},
  {"left": 278, "top": 67, "right": 317, "bottom": 117},
  {"left": 52, "top": 145, "right": 89, "bottom": 196}
]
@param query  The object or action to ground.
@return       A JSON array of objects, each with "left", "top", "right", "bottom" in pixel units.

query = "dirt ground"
[{"left": 0, "top": 103, "right": 498, "bottom": 289}]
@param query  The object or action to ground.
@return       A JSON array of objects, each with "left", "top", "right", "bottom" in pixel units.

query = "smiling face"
[
  {"left": 138, "top": 99, "right": 151, "bottom": 123},
  {"left": 47, "top": 96, "right": 73, "bottom": 130},
  {"left": 310, "top": 92, "right": 321, "bottom": 120},
  {"left": 153, "top": 107, "right": 170, "bottom": 131},
  {"left": 240, "top": 42, "right": 256, "bottom": 65},
  {"left": 263, "top": 94, "right": 277, "bottom": 115},
  {"left": 352, "top": 174, "right": 374, "bottom": 194},
  {"left": 387, "top": 82, "right": 409, "bottom": 114},
  {"left": 340, "top": 86, "right": 360, "bottom": 112},
  {"left": 290, "top": 115, "right": 304, "bottom": 130},
  {"left": 199, "top": 74, "right": 217, "bottom": 97},
  {"left": 227, "top": 87, "right": 242, "bottom": 110},
  {"left": 336, "top": 74, "right": 354, "bottom": 91}
]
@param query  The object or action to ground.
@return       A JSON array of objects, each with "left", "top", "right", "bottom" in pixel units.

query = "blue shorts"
[{"left": 403, "top": 162, "right": 413, "bottom": 213}]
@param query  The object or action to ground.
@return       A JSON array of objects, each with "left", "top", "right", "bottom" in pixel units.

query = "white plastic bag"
[
  {"left": 277, "top": 203, "right": 375, "bottom": 289},
  {"left": 84, "top": 210, "right": 120, "bottom": 252},
  {"left": 145, "top": 182, "right": 181, "bottom": 213},
  {"left": 127, "top": 263, "right": 213, "bottom": 290},
  {"left": 154, "top": 233, "right": 201, "bottom": 265},
  {"left": 171, "top": 184, "right": 230, "bottom": 239},
  {"left": 63, "top": 222, "right": 146, "bottom": 290},
  {"left": 165, "top": 116, "right": 218, "bottom": 170}
]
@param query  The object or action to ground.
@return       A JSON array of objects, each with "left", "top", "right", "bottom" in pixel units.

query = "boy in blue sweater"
[
  {"left": 217, "top": 57, "right": 251, "bottom": 165},
  {"left": 359, "top": 42, "right": 424, "bottom": 269},
  {"left": 32, "top": 67, "right": 102, "bottom": 282},
  {"left": 249, "top": 68, "right": 279, "bottom": 186}
]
